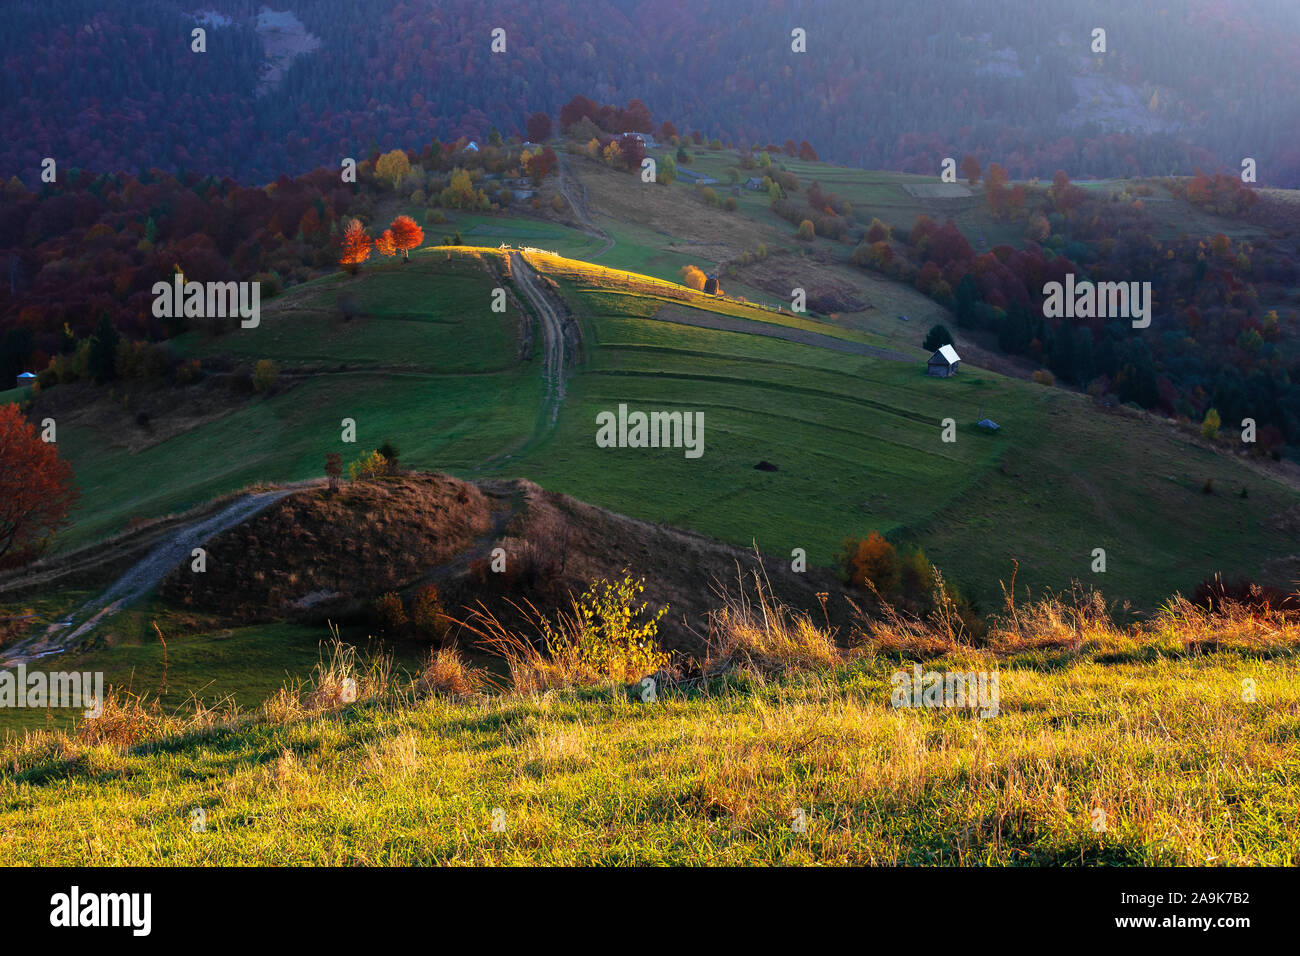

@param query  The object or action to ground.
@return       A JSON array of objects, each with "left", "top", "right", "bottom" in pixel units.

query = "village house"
[
  {"left": 14, "top": 371, "right": 36, "bottom": 390},
  {"left": 927, "top": 344, "right": 961, "bottom": 377}
]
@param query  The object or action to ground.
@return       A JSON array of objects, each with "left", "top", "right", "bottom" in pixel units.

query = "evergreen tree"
[
  {"left": 88, "top": 312, "right": 119, "bottom": 383},
  {"left": 923, "top": 323, "right": 953, "bottom": 352}
]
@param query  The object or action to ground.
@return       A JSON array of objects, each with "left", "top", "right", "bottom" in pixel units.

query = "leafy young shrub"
[
  {"left": 411, "top": 585, "right": 449, "bottom": 641},
  {"left": 540, "top": 574, "right": 669, "bottom": 682},
  {"left": 836, "top": 531, "right": 900, "bottom": 594},
  {"left": 679, "top": 264, "right": 707, "bottom": 291},
  {"left": 1201, "top": 407, "right": 1221, "bottom": 440},
  {"left": 347, "top": 450, "right": 390, "bottom": 481},
  {"left": 797, "top": 219, "right": 815, "bottom": 241}
]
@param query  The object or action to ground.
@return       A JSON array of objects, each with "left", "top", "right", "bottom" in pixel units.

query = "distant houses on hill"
[{"left": 927, "top": 344, "right": 961, "bottom": 377}]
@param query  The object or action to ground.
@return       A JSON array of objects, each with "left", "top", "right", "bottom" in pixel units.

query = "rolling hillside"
[{"left": 22, "top": 245, "right": 1300, "bottom": 613}]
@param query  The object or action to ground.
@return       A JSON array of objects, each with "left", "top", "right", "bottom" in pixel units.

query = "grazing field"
[
  {"left": 52, "top": 252, "right": 543, "bottom": 550},
  {"left": 28, "top": 248, "right": 1300, "bottom": 608},
  {"left": 667, "top": 150, "right": 1026, "bottom": 248},
  {"left": 510, "top": 251, "right": 1299, "bottom": 608}
]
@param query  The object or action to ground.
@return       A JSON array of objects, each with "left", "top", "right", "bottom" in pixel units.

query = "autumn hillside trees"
[
  {"left": 338, "top": 215, "right": 425, "bottom": 270},
  {"left": 525, "top": 112, "right": 553, "bottom": 143},
  {"left": 0, "top": 404, "right": 79, "bottom": 567},
  {"left": 389, "top": 216, "right": 424, "bottom": 260},
  {"left": 339, "top": 219, "right": 373, "bottom": 273}
]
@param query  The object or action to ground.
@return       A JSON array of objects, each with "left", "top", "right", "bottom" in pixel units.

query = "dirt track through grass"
[
  {"left": 1, "top": 490, "right": 293, "bottom": 666},
  {"left": 509, "top": 252, "right": 571, "bottom": 428}
]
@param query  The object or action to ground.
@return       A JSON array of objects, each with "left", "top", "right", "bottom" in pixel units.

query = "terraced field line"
[{"left": 651, "top": 304, "right": 916, "bottom": 362}]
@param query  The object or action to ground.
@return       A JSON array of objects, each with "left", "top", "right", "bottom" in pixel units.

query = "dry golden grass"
[
  {"left": 413, "top": 647, "right": 490, "bottom": 699},
  {"left": 702, "top": 568, "right": 842, "bottom": 677}
]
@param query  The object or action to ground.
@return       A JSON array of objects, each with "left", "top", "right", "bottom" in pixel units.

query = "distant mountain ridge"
[{"left": 3, "top": 0, "right": 1300, "bottom": 186}]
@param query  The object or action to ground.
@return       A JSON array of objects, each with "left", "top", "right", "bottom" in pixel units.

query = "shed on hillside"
[
  {"left": 703, "top": 275, "right": 721, "bottom": 295},
  {"left": 15, "top": 371, "right": 36, "bottom": 390},
  {"left": 926, "top": 344, "right": 961, "bottom": 377}
]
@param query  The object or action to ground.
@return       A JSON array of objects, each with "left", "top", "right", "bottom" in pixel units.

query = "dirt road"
[
  {"left": 1, "top": 489, "right": 291, "bottom": 665},
  {"left": 558, "top": 154, "right": 615, "bottom": 257},
  {"left": 510, "top": 252, "right": 573, "bottom": 427}
]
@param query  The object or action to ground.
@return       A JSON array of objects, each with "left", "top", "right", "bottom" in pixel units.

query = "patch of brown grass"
[
  {"left": 702, "top": 567, "right": 843, "bottom": 678},
  {"left": 413, "top": 647, "right": 490, "bottom": 699}
]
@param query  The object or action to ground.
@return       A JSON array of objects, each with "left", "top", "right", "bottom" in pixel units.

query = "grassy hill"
[
  {"left": 27, "top": 246, "right": 1300, "bottom": 612},
  {"left": 4, "top": 594, "right": 1297, "bottom": 865}
]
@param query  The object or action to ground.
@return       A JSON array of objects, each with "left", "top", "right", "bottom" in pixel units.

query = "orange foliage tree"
[
  {"left": 389, "top": 215, "right": 424, "bottom": 261},
  {"left": 374, "top": 229, "right": 398, "bottom": 258},
  {"left": 339, "top": 219, "right": 373, "bottom": 272},
  {"left": 0, "top": 404, "right": 79, "bottom": 565},
  {"left": 837, "top": 531, "right": 900, "bottom": 594},
  {"left": 678, "top": 264, "right": 707, "bottom": 291}
]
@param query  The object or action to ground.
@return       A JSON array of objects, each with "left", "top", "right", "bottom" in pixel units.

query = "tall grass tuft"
[{"left": 702, "top": 565, "right": 843, "bottom": 677}]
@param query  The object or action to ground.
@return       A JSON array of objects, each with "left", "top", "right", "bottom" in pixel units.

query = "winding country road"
[
  {"left": 509, "top": 251, "right": 570, "bottom": 427},
  {"left": 1, "top": 490, "right": 291, "bottom": 666},
  {"left": 558, "top": 154, "right": 614, "bottom": 257}
]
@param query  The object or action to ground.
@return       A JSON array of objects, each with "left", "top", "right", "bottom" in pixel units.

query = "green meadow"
[
  {"left": 4, "top": 639, "right": 1297, "bottom": 864},
  {"left": 31, "top": 248, "right": 1299, "bottom": 608}
]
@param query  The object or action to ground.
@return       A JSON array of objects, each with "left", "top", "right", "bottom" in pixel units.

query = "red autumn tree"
[
  {"left": 374, "top": 228, "right": 398, "bottom": 258},
  {"left": 0, "top": 404, "right": 79, "bottom": 566},
  {"left": 559, "top": 94, "right": 600, "bottom": 131},
  {"left": 616, "top": 134, "right": 646, "bottom": 173},
  {"left": 959, "top": 154, "right": 981, "bottom": 185},
  {"left": 1050, "top": 169, "right": 1071, "bottom": 209},
  {"left": 339, "top": 218, "right": 373, "bottom": 273},
  {"left": 523, "top": 146, "right": 558, "bottom": 185},
  {"left": 389, "top": 215, "right": 424, "bottom": 261},
  {"left": 797, "top": 140, "right": 818, "bottom": 162},
  {"left": 525, "top": 111, "right": 553, "bottom": 143}
]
